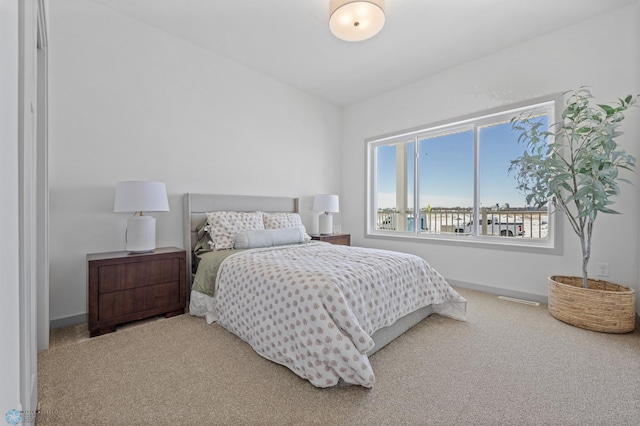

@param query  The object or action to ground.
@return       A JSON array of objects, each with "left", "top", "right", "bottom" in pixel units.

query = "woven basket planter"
[{"left": 548, "top": 275, "right": 636, "bottom": 333}]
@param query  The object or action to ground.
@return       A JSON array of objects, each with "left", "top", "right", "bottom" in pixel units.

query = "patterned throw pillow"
[
  {"left": 206, "top": 211, "right": 265, "bottom": 250},
  {"left": 262, "top": 212, "right": 311, "bottom": 242}
]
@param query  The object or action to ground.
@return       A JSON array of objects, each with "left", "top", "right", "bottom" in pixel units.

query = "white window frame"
[{"left": 365, "top": 95, "right": 563, "bottom": 254}]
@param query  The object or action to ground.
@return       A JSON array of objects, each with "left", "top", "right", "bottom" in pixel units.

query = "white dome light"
[{"left": 329, "top": 0, "right": 385, "bottom": 42}]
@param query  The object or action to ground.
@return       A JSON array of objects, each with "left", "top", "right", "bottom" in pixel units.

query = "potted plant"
[{"left": 510, "top": 88, "right": 637, "bottom": 333}]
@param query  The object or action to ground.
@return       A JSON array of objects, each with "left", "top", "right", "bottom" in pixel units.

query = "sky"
[{"left": 376, "top": 116, "right": 548, "bottom": 210}]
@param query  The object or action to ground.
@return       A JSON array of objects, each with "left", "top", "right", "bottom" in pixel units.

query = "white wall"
[
  {"left": 49, "top": 0, "right": 342, "bottom": 322},
  {"left": 342, "top": 3, "right": 640, "bottom": 310},
  {"left": 49, "top": 1, "right": 640, "bottom": 322},
  {"left": 0, "top": 0, "right": 22, "bottom": 415}
]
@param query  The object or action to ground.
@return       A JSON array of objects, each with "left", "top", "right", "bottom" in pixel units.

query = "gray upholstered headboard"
[{"left": 182, "top": 193, "right": 299, "bottom": 297}]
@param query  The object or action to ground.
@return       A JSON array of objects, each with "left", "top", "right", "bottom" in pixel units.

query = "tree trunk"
[{"left": 580, "top": 233, "right": 590, "bottom": 289}]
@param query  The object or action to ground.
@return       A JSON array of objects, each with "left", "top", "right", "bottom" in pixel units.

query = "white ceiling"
[{"left": 92, "top": 0, "right": 637, "bottom": 106}]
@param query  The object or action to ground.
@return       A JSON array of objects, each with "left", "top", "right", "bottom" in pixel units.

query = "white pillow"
[
  {"left": 263, "top": 212, "right": 303, "bottom": 228},
  {"left": 233, "top": 228, "right": 308, "bottom": 249},
  {"left": 206, "top": 211, "right": 264, "bottom": 250},
  {"left": 263, "top": 212, "right": 311, "bottom": 242}
]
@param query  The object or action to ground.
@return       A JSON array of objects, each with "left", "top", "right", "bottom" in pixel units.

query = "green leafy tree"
[{"left": 510, "top": 88, "right": 637, "bottom": 288}]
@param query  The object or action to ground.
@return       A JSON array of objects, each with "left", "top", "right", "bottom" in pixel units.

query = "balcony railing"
[{"left": 376, "top": 208, "right": 548, "bottom": 239}]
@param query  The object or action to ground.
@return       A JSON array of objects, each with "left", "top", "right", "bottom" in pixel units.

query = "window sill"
[{"left": 364, "top": 230, "right": 562, "bottom": 255}]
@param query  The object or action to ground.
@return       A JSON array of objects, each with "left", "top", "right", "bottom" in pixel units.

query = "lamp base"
[
  {"left": 126, "top": 216, "right": 156, "bottom": 253},
  {"left": 319, "top": 213, "right": 333, "bottom": 235}
]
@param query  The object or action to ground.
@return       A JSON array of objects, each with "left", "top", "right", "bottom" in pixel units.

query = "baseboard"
[
  {"left": 447, "top": 278, "right": 548, "bottom": 305},
  {"left": 448, "top": 279, "right": 640, "bottom": 325},
  {"left": 50, "top": 313, "right": 87, "bottom": 330}
]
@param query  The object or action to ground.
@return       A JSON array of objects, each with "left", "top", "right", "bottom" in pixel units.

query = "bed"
[{"left": 183, "top": 193, "right": 466, "bottom": 388}]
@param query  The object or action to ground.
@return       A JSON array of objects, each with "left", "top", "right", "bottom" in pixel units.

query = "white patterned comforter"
[{"left": 194, "top": 242, "right": 466, "bottom": 388}]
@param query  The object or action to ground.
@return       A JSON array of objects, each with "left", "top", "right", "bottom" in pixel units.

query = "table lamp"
[
  {"left": 313, "top": 194, "right": 339, "bottom": 235},
  {"left": 114, "top": 181, "right": 169, "bottom": 253}
]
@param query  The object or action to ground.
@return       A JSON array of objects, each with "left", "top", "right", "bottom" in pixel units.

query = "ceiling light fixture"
[{"left": 329, "top": 0, "right": 385, "bottom": 42}]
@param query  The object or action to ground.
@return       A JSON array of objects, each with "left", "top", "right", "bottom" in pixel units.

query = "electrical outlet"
[{"left": 597, "top": 262, "right": 610, "bottom": 277}]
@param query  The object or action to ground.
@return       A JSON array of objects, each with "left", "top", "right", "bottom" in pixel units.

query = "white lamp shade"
[
  {"left": 114, "top": 181, "right": 169, "bottom": 213},
  {"left": 313, "top": 194, "right": 340, "bottom": 213},
  {"left": 329, "top": 0, "right": 385, "bottom": 42}
]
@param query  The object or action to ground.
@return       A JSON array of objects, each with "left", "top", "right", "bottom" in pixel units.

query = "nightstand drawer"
[
  {"left": 98, "top": 281, "right": 181, "bottom": 320},
  {"left": 98, "top": 257, "right": 180, "bottom": 293}
]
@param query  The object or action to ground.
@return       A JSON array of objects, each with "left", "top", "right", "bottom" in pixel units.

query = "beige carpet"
[{"left": 37, "top": 287, "right": 640, "bottom": 425}]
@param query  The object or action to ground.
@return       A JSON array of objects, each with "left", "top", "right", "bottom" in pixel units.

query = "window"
[{"left": 366, "top": 97, "right": 558, "bottom": 251}]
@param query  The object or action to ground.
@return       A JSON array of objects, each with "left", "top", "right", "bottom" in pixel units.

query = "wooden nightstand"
[
  {"left": 310, "top": 233, "right": 351, "bottom": 246},
  {"left": 87, "top": 246, "right": 186, "bottom": 337}
]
